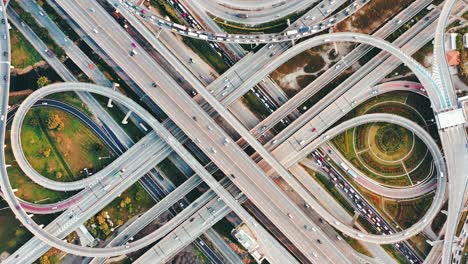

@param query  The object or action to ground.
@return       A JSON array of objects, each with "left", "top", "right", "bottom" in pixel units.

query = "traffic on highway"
[{"left": 0, "top": 0, "right": 466, "bottom": 263}]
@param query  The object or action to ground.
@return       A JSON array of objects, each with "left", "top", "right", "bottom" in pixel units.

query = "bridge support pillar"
[
  {"left": 351, "top": 211, "right": 360, "bottom": 226},
  {"left": 426, "top": 240, "right": 444, "bottom": 246},
  {"left": 122, "top": 111, "right": 132, "bottom": 125},
  {"left": 107, "top": 83, "right": 119, "bottom": 108}
]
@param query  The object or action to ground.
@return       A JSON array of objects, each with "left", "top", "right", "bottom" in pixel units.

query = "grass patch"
[
  {"left": 46, "top": 91, "right": 92, "bottom": 116},
  {"left": 302, "top": 166, "right": 355, "bottom": 214},
  {"left": 336, "top": 0, "right": 414, "bottom": 34},
  {"left": 431, "top": 202, "right": 447, "bottom": 234},
  {"left": 241, "top": 91, "right": 271, "bottom": 119},
  {"left": 93, "top": 95, "right": 145, "bottom": 142},
  {"left": 22, "top": 108, "right": 114, "bottom": 182},
  {"left": 383, "top": 194, "right": 434, "bottom": 229},
  {"left": 6, "top": 122, "right": 70, "bottom": 203},
  {"left": 157, "top": 158, "right": 187, "bottom": 187},
  {"left": 10, "top": 25, "right": 43, "bottom": 68},
  {"left": 332, "top": 93, "right": 433, "bottom": 186},
  {"left": 0, "top": 207, "right": 32, "bottom": 253},
  {"left": 182, "top": 37, "right": 229, "bottom": 73},
  {"left": 10, "top": 0, "right": 65, "bottom": 57},
  {"left": 382, "top": 244, "right": 407, "bottom": 263},
  {"left": 340, "top": 232, "right": 373, "bottom": 257},
  {"left": 148, "top": 0, "right": 229, "bottom": 73},
  {"left": 85, "top": 182, "right": 155, "bottom": 240},
  {"left": 21, "top": 109, "right": 71, "bottom": 181},
  {"left": 212, "top": 5, "right": 315, "bottom": 34}
]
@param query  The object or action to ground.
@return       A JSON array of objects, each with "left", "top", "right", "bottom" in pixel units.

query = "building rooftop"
[{"left": 446, "top": 50, "right": 460, "bottom": 66}]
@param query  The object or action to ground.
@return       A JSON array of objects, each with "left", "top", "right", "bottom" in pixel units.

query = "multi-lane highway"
[
  {"left": 190, "top": 0, "right": 318, "bottom": 24},
  {"left": 120, "top": 0, "right": 370, "bottom": 43},
  {"left": 48, "top": 1, "right": 358, "bottom": 261},
  {"left": 1, "top": 0, "right": 467, "bottom": 263}
]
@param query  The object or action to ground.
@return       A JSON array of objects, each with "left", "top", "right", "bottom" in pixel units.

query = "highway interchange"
[{"left": 0, "top": 0, "right": 467, "bottom": 263}]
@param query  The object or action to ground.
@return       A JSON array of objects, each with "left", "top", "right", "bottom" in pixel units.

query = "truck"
[
  {"left": 298, "top": 26, "right": 309, "bottom": 33},
  {"left": 348, "top": 169, "right": 358, "bottom": 179},
  {"left": 339, "top": 162, "right": 349, "bottom": 171}
]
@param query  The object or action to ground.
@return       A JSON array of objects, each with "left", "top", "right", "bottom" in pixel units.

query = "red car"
[
  {"left": 311, "top": 127, "right": 317, "bottom": 132},
  {"left": 131, "top": 42, "right": 137, "bottom": 48}
]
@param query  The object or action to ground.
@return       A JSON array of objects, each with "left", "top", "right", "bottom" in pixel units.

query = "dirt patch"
[{"left": 335, "top": 0, "right": 413, "bottom": 33}]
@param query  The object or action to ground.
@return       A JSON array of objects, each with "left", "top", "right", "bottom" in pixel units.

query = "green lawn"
[
  {"left": 94, "top": 95, "right": 145, "bottom": 142},
  {"left": 21, "top": 108, "right": 114, "bottom": 181},
  {"left": 0, "top": 207, "right": 32, "bottom": 253},
  {"left": 341, "top": 233, "right": 373, "bottom": 257},
  {"left": 242, "top": 91, "right": 271, "bottom": 120},
  {"left": 10, "top": 25, "right": 42, "bottom": 68},
  {"left": 46, "top": 92, "right": 92, "bottom": 116},
  {"left": 8, "top": 105, "right": 113, "bottom": 203},
  {"left": 157, "top": 158, "right": 188, "bottom": 187},
  {"left": 86, "top": 182, "right": 155, "bottom": 240},
  {"left": 332, "top": 93, "right": 433, "bottom": 186}
]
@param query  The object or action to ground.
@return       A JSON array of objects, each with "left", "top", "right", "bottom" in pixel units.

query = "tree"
[
  {"left": 135, "top": 189, "right": 145, "bottom": 201},
  {"left": 46, "top": 113, "right": 64, "bottom": 130},
  {"left": 29, "top": 118, "right": 39, "bottom": 126},
  {"left": 37, "top": 76, "right": 50, "bottom": 88},
  {"left": 92, "top": 143, "right": 103, "bottom": 152},
  {"left": 36, "top": 28, "right": 49, "bottom": 41},
  {"left": 43, "top": 148, "right": 51, "bottom": 158},
  {"left": 40, "top": 256, "right": 51, "bottom": 264}
]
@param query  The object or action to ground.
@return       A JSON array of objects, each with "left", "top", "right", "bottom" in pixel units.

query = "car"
[
  {"left": 304, "top": 202, "right": 310, "bottom": 208},
  {"left": 151, "top": 82, "right": 157, "bottom": 88},
  {"left": 210, "top": 147, "right": 217, "bottom": 154},
  {"left": 2, "top": 51, "right": 5, "bottom": 57},
  {"left": 189, "top": 58, "right": 194, "bottom": 64},
  {"left": 1, "top": 19, "right": 5, "bottom": 24},
  {"left": 120, "top": 168, "right": 126, "bottom": 173},
  {"left": 230, "top": 174, "right": 236, "bottom": 179},
  {"left": 336, "top": 235, "right": 342, "bottom": 241},
  {"left": 318, "top": 218, "right": 324, "bottom": 223},
  {"left": 125, "top": 245, "right": 130, "bottom": 249},
  {"left": 311, "top": 127, "right": 317, "bottom": 132},
  {"left": 199, "top": 240, "right": 205, "bottom": 246},
  {"left": 312, "top": 252, "right": 317, "bottom": 257},
  {"left": 287, "top": 213, "right": 293, "bottom": 219},
  {"left": 272, "top": 139, "right": 278, "bottom": 144},
  {"left": 131, "top": 42, "right": 137, "bottom": 48},
  {"left": 316, "top": 239, "right": 322, "bottom": 244},
  {"left": 39, "top": 11, "right": 44, "bottom": 16}
]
